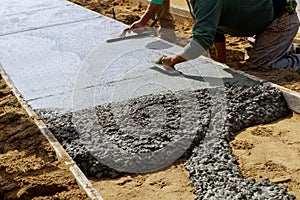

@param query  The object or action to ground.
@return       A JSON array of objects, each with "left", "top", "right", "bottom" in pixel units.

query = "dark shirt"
[{"left": 189, "top": 0, "right": 274, "bottom": 50}]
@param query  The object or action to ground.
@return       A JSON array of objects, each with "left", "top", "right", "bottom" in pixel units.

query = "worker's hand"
[
  {"left": 122, "top": 20, "right": 147, "bottom": 36},
  {"left": 122, "top": 2, "right": 160, "bottom": 36},
  {"left": 158, "top": 54, "right": 187, "bottom": 69},
  {"left": 159, "top": 55, "right": 176, "bottom": 69}
]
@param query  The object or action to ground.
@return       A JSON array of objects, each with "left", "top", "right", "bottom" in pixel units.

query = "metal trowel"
[
  {"left": 106, "top": 32, "right": 150, "bottom": 43},
  {"left": 106, "top": 26, "right": 157, "bottom": 43}
]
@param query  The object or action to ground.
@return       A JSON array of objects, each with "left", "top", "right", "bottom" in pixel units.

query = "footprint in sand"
[
  {"left": 251, "top": 126, "right": 273, "bottom": 137},
  {"left": 231, "top": 140, "right": 254, "bottom": 150}
]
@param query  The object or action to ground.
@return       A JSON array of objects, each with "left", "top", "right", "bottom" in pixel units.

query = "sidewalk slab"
[
  {"left": 0, "top": 1, "right": 259, "bottom": 113},
  {"left": 0, "top": 15, "right": 254, "bottom": 112},
  {"left": 0, "top": 3, "right": 99, "bottom": 36},
  {"left": 0, "top": 0, "right": 68, "bottom": 17},
  {"left": 0, "top": 17, "right": 124, "bottom": 102}
]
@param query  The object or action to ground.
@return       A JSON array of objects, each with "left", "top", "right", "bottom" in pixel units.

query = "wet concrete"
[
  {"left": 0, "top": 0, "right": 68, "bottom": 16},
  {"left": 0, "top": 3, "right": 99, "bottom": 36},
  {"left": 37, "top": 83, "right": 294, "bottom": 199},
  {"left": 0, "top": 17, "right": 124, "bottom": 105},
  {"left": 0, "top": 0, "right": 296, "bottom": 199},
  {"left": 0, "top": 24, "right": 252, "bottom": 111}
]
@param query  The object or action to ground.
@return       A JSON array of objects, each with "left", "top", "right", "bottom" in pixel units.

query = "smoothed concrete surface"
[
  {"left": 0, "top": 0, "right": 68, "bottom": 17},
  {"left": 0, "top": 0, "right": 259, "bottom": 112},
  {"left": 0, "top": 17, "right": 124, "bottom": 102},
  {"left": 0, "top": 3, "right": 99, "bottom": 36}
]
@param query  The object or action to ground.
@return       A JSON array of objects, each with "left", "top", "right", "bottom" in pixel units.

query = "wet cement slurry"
[{"left": 0, "top": 0, "right": 297, "bottom": 199}]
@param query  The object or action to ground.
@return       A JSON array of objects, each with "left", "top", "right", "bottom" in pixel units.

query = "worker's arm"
[
  {"left": 160, "top": 39, "right": 227, "bottom": 68},
  {"left": 160, "top": 39, "right": 206, "bottom": 68},
  {"left": 137, "top": 2, "right": 161, "bottom": 26},
  {"left": 124, "top": 2, "right": 161, "bottom": 33},
  {"left": 213, "top": 32, "right": 227, "bottom": 63},
  {"left": 160, "top": 0, "right": 222, "bottom": 68},
  {"left": 214, "top": 41, "right": 226, "bottom": 63}
]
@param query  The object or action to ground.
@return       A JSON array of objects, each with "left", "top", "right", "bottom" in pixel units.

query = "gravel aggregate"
[{"left": 37, "top": 83, "right": 295, "bottom": 199}]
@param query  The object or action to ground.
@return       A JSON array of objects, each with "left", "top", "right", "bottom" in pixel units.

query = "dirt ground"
[
  {"left": 230, "top": 112, "right": 300, "bottom": 199},
  {"left": 0, "top": 0, "right": 299, "bottom": 199},
  {"left": 90, "top": 160, "right": 195, "bottom": 200},
  {"left": 70, "top": 0, "right": 300, "bottom": 199},
  {"left": 0, "top": 74, "right": 88, "bottom": 199}
]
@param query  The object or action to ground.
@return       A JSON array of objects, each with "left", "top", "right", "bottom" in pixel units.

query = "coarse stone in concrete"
[{"left": 0, "top": 3, "right": 99, "bottom": 36}]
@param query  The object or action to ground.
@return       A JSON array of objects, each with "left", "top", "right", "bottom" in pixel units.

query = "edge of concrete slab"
[
  {"left": 267, "top": 82, "right": 300, "bottom": 114},
  {"left": 0, "top": 65, "right": 103, "bottom": 200}
]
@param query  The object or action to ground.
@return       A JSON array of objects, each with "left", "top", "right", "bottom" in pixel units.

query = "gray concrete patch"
[
  {"left": 0, "top": 0, "right": 68, "bottom": 17},
  {"left": 0, "top": 0, "right": 260, "bottom": 113},
  {"left": 0, "top": 18, "right": 250, "bottom": 112},
  {"left": 0, "top": 3, "right": 99, "bottom": 36},
  {"left": 71, "top": 43, "right": 248, "bottom": 111},
  {"left": 26, "top": 67, "right": 259, "bottom": 111},
  {"left": 0, "top": 17, "right": 124, "bottom": 105}
]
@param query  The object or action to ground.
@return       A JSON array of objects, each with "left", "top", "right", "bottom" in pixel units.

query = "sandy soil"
[
  {"left": 230, "top": 112, "right": 300, "bottom": 199},
  {"left": 90, "top": 160, "right": 195, "bottom": 200},
  {"left": 0, "top": 74, "right": 88, "bottom": 199},
  {"left": 170, "top": 0, "right": 189, "bottom": 9}
]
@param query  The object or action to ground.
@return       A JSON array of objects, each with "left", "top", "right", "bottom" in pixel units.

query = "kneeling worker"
[{"left": 126, "top": 0, "right": 300, "bottom": 74}]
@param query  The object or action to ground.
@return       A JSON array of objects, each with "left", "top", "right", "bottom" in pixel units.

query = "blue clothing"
[{"left": 151, "top": 0, "right": 163, "bottom": 5}]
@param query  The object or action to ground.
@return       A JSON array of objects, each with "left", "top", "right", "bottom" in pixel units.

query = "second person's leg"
[
  {"left": 246, "top": 12, "right": 300, "bottom": 73},
  {"left": 156, "top": 0, "right": 176, "bottom": 42}
]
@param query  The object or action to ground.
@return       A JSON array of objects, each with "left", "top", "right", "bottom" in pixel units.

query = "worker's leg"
[
  {"left": 156, "top": 0, "right": 176, "bottom": 42},
  {"left": 246, "top": 12, "right": 300, "bottom": 73}
]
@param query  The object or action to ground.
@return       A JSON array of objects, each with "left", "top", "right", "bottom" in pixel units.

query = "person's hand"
[
  {"left": 122, "top": 20, "right": 147, "bottom": 36},
  {"left": 122, "top": 2, "right": 160, "bottom": 36},
  {"left": 158, "top": 54, "right": 187, "bottom": 69},
  {"left": 159, "top": 55, "right": 176, "bottom": 69}
]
